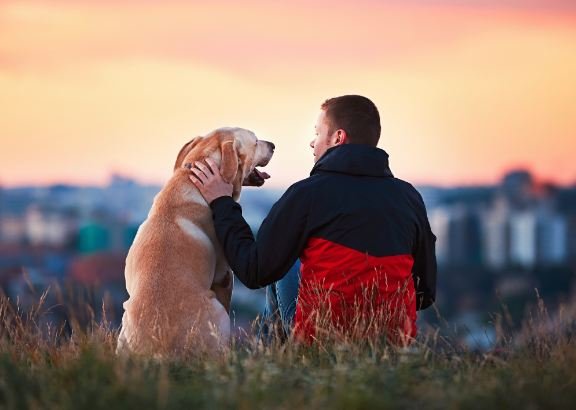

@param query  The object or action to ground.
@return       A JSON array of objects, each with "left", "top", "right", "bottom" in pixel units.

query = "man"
[{"left": 190, "top": 95, "right": 437, "bottom": 345}]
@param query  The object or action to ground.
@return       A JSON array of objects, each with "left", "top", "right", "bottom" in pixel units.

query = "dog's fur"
[{"left": 116, "top": 128, "right": 274, "bottom": 359}]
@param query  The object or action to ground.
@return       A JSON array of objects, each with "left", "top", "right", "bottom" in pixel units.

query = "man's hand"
[{"left": 189, "top": 158, "right": 233, "bottom": 204}]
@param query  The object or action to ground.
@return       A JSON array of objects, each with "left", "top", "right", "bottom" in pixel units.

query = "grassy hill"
[{"left": 1, "top": 290, "right": 575, "bottom": 410}]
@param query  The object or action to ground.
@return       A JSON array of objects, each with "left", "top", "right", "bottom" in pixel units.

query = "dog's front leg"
[{"left": 211, "top": 269, "right": 233, "bottom": 314}]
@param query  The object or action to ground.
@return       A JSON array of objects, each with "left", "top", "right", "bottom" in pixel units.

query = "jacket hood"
[{"left": 310, "top": 144, "right": 394, "bottom": 178}]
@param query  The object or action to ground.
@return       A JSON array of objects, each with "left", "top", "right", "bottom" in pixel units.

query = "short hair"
[{"left": 321, "top": 95, "right": 381, "bottom": 146}]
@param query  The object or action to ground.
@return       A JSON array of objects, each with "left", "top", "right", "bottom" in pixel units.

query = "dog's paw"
[
  {"left": 220, "top": 270, "right": 233, "bottom": 289},
  {"left": 212, "top": 270, "right": 233, "bottom": 290}
]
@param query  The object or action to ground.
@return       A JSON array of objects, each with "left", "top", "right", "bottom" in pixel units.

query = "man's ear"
[
  {"left": 220, "top": 137, "right": 239, "bottom": 184},
  {"left": 335, "top": 129, "right": 348, "bottom": 145},
  {"left": 174, "top": 137, "right": 203, "bottom": 171}
]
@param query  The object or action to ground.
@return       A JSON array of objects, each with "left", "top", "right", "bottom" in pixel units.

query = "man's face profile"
[{"left": 310, "top": 110, "right": 342, "bottom": 163}]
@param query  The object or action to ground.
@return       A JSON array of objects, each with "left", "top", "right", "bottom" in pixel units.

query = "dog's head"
[{"left": 174, "top": 127, "right": 275, "bottom": 200}]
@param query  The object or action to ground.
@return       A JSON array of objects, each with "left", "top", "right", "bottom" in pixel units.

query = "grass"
[{"left": 1, "top": 285, "right": 575, "bottom": 410}]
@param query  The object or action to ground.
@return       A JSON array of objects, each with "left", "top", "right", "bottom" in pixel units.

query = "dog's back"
[{"left": 117, "top": 174, "right": 230, "bottom": 359}]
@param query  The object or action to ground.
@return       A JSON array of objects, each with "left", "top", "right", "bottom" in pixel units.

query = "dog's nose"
[{"left": 268, "top": 141, "right": 276, "bottom": 151}]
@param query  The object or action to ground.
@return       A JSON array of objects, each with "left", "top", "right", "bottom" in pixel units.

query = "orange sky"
[{"left": 1, "top": 0, "right": 575, "bottom": 188}]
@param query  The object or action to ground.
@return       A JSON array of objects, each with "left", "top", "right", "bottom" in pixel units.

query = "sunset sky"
[{"left": 1, "top": 0, "right": 575, "bottom": 188}]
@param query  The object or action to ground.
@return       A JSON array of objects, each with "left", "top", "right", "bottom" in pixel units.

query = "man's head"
[{"left": 310, "top": 95, "right": 381, "bottom": 162}]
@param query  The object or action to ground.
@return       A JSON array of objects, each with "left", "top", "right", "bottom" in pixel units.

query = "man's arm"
[
  {"left": 209, "top": 184, "right": 311, "bottom": 289},
  {"left": 189, "top": 158, "right": 311, "bottom": 289},
  {"left": 411, "top": 193, "right": 437, "bottom": 310}
]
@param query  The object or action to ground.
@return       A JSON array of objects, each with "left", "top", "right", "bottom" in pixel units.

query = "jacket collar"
[{"left": 310, "top": 144, "right": 394, "bottom": 178}]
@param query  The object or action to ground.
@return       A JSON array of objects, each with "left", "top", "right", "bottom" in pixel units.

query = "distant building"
[
  {"left": 509, "top": 210, "right": 537, "bottom": 268},
  {"left": 483, "top": 171, "right": 571, "bottom": 270},
  {"left": 428, "top": 207, "right": 450, "bottom": 266},
  {"left": 557, "top": 188, "right": 576, "bottom": 264},
  {"left": 536, "top": 210, "right": 567, "bottom": 266},
  {"left": 0, "top": 216, "right": 26, "bottom": 245},
  {"left": 24, "top": 205, "right": 76, "bottom": 247},
  {"left": 501, "top": 170, "right": 535, "bottom": 209},
  {"left": 430, "top": 204, "right": 482, "bottom": 268},
  {"left": 567, "top": 216, "right": 576, "bottom": 264},
  {"left": 483, "top": 175, "right": 571, "bottom": 269},
  {"left": 103, "top": 174, "right": 160, "bottom": 224},
  {"left": 481, "top": 197, "right": 510, "bottom": 270},
  {"left": 78, "top": 222, "right": 111, "bottom": 254}
]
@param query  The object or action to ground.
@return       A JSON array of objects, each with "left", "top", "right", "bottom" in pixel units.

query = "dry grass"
[{"left": 1, "top": 282, "right": 575, "bottom": 410}]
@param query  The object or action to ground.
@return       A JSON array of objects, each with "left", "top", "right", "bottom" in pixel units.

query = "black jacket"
[{"left": 210, "top": 144, "right": 437, "bottom": 310}]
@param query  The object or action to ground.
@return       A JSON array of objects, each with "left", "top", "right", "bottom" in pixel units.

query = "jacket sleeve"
[
  {"left": 209, "top": 183, "right": 311, "bottom": 289},
  {"left": 411, "top": 192, "right": 438, "bottom": 311}
]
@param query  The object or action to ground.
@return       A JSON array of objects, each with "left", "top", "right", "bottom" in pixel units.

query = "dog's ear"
[
  {"left": 174, "top": 137, "right": 203, "bottom": 171},
  {"left": 220, "top": 137, "right": 239, "bottom": 184}
]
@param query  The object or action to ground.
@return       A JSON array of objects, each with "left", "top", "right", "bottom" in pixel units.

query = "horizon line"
[{"left": 2, "top": 170, "right": 575, "bottom": 190}]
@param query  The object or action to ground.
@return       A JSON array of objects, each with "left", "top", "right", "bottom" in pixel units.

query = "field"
[{"left": 1, "top": 287, "right": 575, "bottom": 410}]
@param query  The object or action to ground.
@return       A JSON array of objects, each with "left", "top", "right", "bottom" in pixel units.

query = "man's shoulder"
[
  {"left": 286, "top": 174, "right": 323, "bottom": 192},
  {"left": 279, "top": 176, "right": 317, "bottom": 201},
  {"left": 387, "top": 176, "right": 419, "bottom": 194},
  {"left": 288, "top": 174, "right": 422, "bottom": 197},
  {"left": 272, "top": 175, "right": 327, "bottom": 207}
]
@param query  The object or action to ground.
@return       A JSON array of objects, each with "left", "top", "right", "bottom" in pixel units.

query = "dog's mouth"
[
  {"left": 243, "top": 142, "right": 274, "bottom": 187},
  {"left": 243, "top": 166, "right": 270, "bottom": 187}
]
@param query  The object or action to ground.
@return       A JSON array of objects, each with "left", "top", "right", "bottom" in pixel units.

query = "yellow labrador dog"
[{"left": 117, "top": 127, "right": 274, "bottom": 359}]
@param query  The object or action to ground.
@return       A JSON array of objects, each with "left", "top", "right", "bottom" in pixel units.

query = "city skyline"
[
  {"left": 1, "top": 166, "right": 575, "bottom": 191},
  {"left": 3, "top": 167, "right": 576, "bottom": 268}
]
